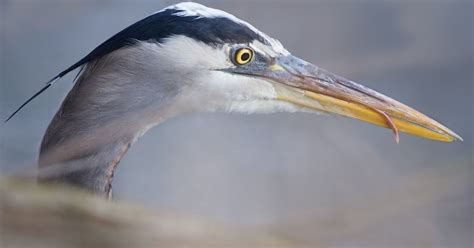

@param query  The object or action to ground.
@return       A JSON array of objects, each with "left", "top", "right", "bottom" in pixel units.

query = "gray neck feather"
[{"left": 38, "top": 43, "right": 180, "bottom": 194}]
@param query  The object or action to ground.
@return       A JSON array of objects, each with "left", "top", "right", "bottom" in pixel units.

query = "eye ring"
[{"left": 234, "top": 48, "right": 254, "bottom": 65}]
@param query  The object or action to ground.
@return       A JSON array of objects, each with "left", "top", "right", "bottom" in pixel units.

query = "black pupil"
[{"left": 240, "top": 52, "right": 250, "bottom": 61}]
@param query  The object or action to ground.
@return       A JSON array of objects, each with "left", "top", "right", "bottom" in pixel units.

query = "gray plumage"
[{"left": 39, "top": 42, "right": 181, "bottom": 193}]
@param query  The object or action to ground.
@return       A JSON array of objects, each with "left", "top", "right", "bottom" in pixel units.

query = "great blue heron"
[{"left": 6, "top": 2, "right": 462, "bottom": 196}]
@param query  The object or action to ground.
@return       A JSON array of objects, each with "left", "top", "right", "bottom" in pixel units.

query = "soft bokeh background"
[{"left": 1, "top": 0, "right": 472, "bottom": 247}]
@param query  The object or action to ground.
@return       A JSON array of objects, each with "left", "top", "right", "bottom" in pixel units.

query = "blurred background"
[{"left": 1, "top": 0, "right": 472, "bottom": 247}]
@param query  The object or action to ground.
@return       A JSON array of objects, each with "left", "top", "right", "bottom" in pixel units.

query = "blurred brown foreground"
[
  {"left": 0, "top": 178, "right": 295, "bottom": 248},
  {"left": 1, "top": 163, "right": 469, "bottom": 248}
]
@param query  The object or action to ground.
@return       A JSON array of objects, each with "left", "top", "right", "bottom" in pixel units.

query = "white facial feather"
[
  {"left": 156, "top": 35, "right": 232, "bottom": 70},
  {"left": 148, "top": 36, "right": 301, "bottom": 114}
]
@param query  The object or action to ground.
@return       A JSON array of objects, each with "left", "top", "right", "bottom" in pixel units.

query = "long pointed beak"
[{"left": 265, "top": 55, "right": 462, "bottom": 142}]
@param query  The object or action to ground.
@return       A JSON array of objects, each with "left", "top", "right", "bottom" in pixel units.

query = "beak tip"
[
  {"left": 442, "top": 130, "right": 463, "bottom": 142},
  {"left": 453, "top": 132, "right": 463, "bottom": 142},
  {"left": 441, "top": 126, "right": 463, "bottom": 142}
]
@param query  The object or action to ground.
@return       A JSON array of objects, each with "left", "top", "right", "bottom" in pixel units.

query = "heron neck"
[{"left": 39, "top": 132, "right": 134, "bottom": 196}]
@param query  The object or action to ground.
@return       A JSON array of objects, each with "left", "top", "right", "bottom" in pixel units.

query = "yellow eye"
[{"left": 234, "top": 48, "right": 254, "bottom": 65}]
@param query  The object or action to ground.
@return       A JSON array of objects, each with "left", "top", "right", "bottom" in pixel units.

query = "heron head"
[{"left": 153, "top": 2, "right": 461, "bottom": 143}]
